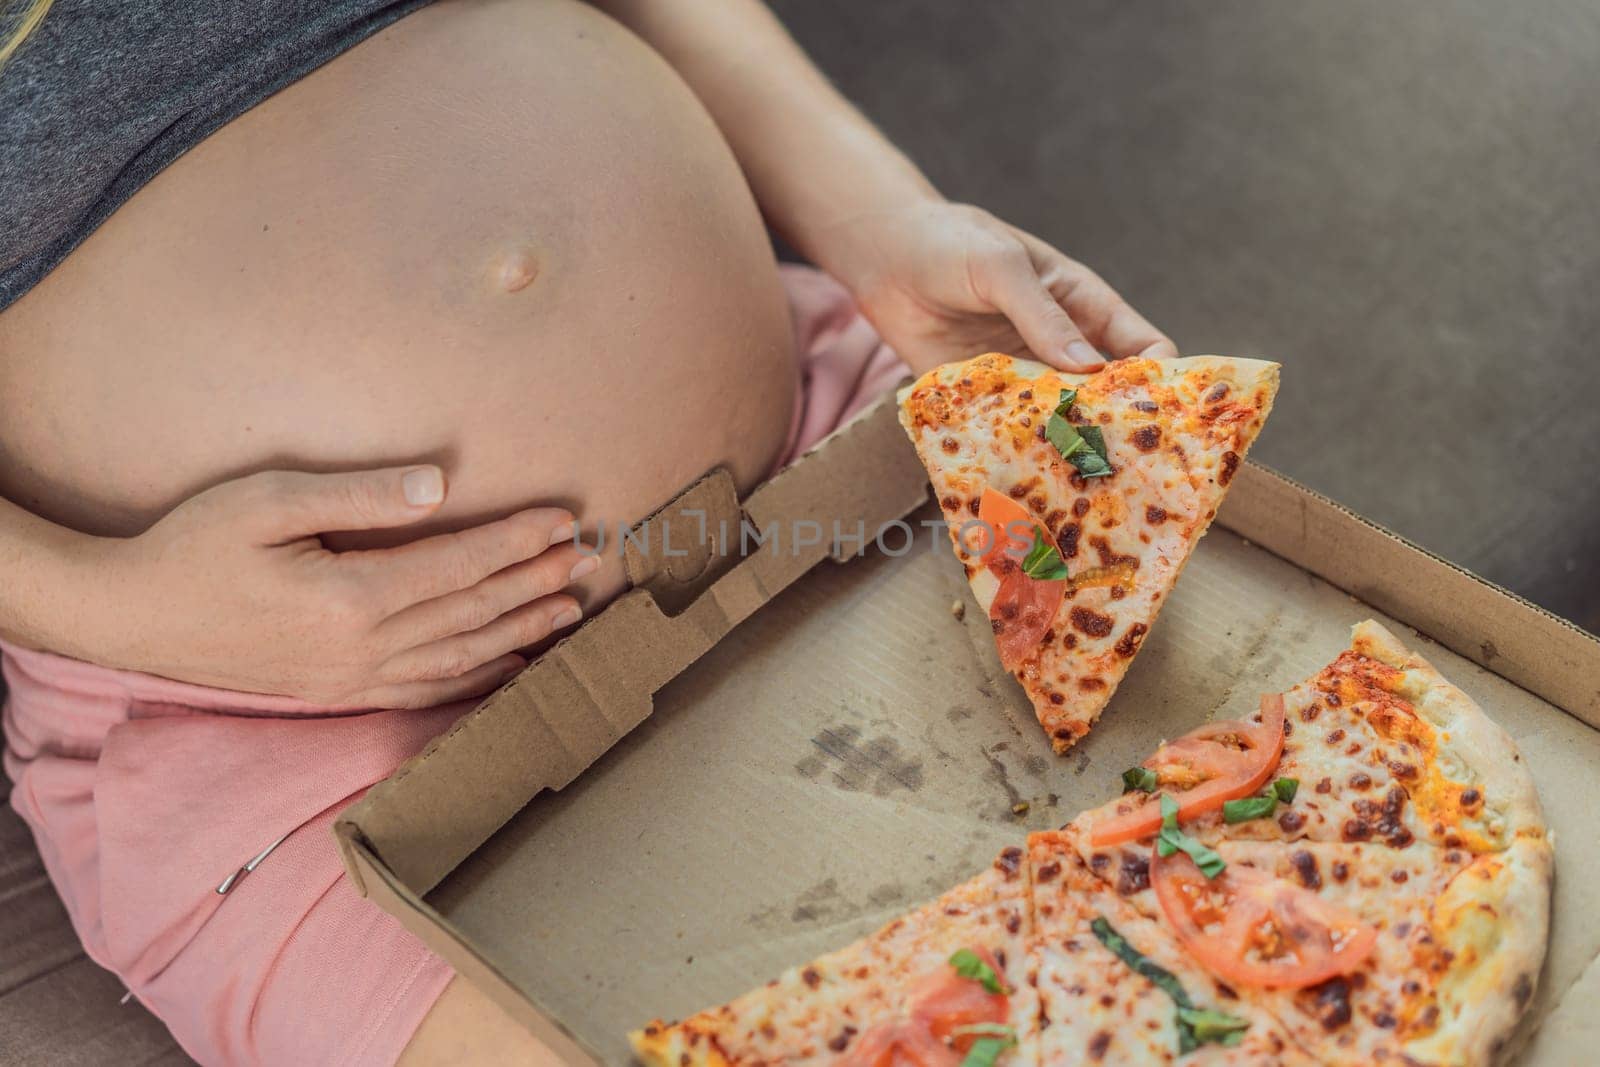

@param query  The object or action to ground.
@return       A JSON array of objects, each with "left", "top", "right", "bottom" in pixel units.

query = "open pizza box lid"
[{"left": 334, "top": 392, "right": 1600, "bottom": 1066}]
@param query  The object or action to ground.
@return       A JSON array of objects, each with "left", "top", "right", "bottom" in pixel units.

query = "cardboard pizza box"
[{"left": 333, "top": 392, "right": 1600, "bottom": 1066}]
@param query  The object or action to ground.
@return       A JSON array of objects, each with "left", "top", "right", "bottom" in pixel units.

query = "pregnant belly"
[{"left": 0, "top": 0, "right": 795, "bottom": 596}]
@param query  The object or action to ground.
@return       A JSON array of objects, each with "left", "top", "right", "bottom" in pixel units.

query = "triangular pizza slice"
[
  {"left": 631, "top": 846, "right": 1041, "bottom": 1066},
  {"left": 898, "top": 353, "right": 1278, "bottom": 752}
]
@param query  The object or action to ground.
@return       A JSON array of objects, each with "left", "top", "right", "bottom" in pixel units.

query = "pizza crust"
[
  {"left": 1346, "top": 621, "right": 1553, "bottom": 1065},
  {"left": 632, "top": 1032, "right": 731, "bottom": 1067},
  {"left": 1409, "top": 836, "right": 1552, "bottom": 1065},
  {"left": 1349, "top": 620, "right": 1547, "bottom": 850}
]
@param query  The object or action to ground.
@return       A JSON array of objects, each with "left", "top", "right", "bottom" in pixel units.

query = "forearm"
[
  {"left": 591, "top": 0, "right": 940, "bottom": 280},
  {"left": 0, "top": 495, "right": 107, "bottom": 655}
]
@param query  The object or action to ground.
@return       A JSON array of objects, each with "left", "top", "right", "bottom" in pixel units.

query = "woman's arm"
[
  {"left": 592, "top": 0, "right": 933, "bottom": 269},
  {"left": 593, "top": 0, "right": 1176, "bottom": 373},
  {"left": 0, "top": 493, "right": 101, "bottom": 654},
  {"left": 0, "top": 466, "right": 589, "bottom": 706}
]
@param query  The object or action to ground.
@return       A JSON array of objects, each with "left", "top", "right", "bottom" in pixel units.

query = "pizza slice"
[
  {"left": 1026, "top": 826, "right": 1316, "bottom": 1065},
  {"left": 630, "top": 846, "right": 1040, "bottom": 1066},
  {"left": 898, "top": 353, "right": 1278, "bottom": 753},
  {"left": 1068, "top": 621, "right": 1552, "bottom": 1065}
]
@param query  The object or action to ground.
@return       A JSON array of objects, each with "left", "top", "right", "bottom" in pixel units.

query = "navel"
[{"left": 493, "top": 249, "right": 540, "bottom": 293}]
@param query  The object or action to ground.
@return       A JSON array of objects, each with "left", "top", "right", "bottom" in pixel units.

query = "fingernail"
[
  {"left": 568, "top": 555, "right": 600, "bottom": 582},
  {"left": 1065, "top": 341, "right": 1106, "bottom": 369},
  {"left": 553, "top": 606, "right": 582, "bottom": 629},
  {"left": 550, "top": 521, "right": 577, "bottom": 545},
  {"left": 402, "top": 466, "right": 444, "bottom": 506}
]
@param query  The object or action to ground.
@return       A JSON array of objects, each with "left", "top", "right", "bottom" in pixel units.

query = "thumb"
[
  {"left": 239, "top": 465, "right": 447, "bottom": 542},
  {"left": 978, "top": 247, "right": 1105, "bottom": 372}
]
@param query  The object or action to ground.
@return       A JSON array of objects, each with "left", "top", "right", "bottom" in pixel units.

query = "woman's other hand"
[
  {"left": 822, "top": 199, "right": 1178, "bottom": 377},
  {"left": 72, "top": 466, "right": 591, "bottom": 708}
]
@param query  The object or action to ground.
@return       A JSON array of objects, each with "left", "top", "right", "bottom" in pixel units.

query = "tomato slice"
[
  {"left": 1089, "top": 693, "right": 1286, "bottom": 846},
  {"left": 837, "top": 1022, "right": 961, "bottom": 1067},
  {"left": 989, "top": 569, "right": 1067, "bottom": 669},
  {"left": 840, "top": 947, "right": 1009, "bottom": 1067},
  {"left": 1152, "top": 851, "right": 1378, "bottom": 989},
  {"left": 973, "top": 489, "right": 1066, "bottom": 668},
  {"left": 972, "top": 487, "right": 1038, "bottom": 569},
  {"left": 909, "top": 947, "right": 1009, "bottom": 1050}
]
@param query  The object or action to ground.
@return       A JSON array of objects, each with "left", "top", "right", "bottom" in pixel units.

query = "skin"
[
  {"left": 0, "top": 0, "right": 1176, "bottom": 1058},
  {"left": 0, "top": 0, "right": 795, "bottom": 703},
  {"left": 396, "top": 979, "right": 565, "bottom": 1067}
]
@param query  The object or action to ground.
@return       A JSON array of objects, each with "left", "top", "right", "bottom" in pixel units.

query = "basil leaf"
[
  {"left": 1091, "top": 917, "right": 1251, "bottom": 1055},
  {"left": 1078, "top": 425, "right": 1110, "bottom": 459},
  {"left": 1177, "top": 1007, "right": 1252, "bottom": 1048},
  {"left": 1159, "top": 793, "right": 1180, "bottom": 830},
  {"left": 1045, "top": 411, "right": 1086, "bottom": 460},
  {"left": 960, "top": 1035, "right": 1018, "bottom": 1067},
  {"left": 1221, "top": 779, "right": 1299, "bottom": 823},
  {"left": 1157, "top": 794, "right": 1226, "bottom": 877},
  {"left": 1044, "top": 388, "right": 1113, "bottom": 477},
  {"left": 952, "top": 1023, "right": 1019, "bottom": 1040},
  {"left": 1222, "top": 795, "right": 1277, "bottom": 824},
  {"left": 1089, "top": 917, "right": 1193, "bottom": 1009},
  {"left": 1070, "top": 425, "right": 1114, "bottom": 478},
  {"left": 948, "top": 948, "right": 1005, "bottom": 995},
  {"left": 1122, "top": 767, "right": 1159, "bottom": 794},
  {"left": 1020, "top": 530, "right": 1070, "bottom": 581}
]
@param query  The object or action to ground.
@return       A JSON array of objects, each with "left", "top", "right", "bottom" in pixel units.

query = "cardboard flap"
[
  {"left": 623, "top": 468, "right": 742, "bottom": 616},
  {"left": 1218, "top": 463, "right": 1600, "bottom": 724},
  {"left": 339, "top": 833, "right": 603, "bottom": 1066},
  {"left": 336, "top": 394, "right": 929, "bottom": 899},
  {"left": 746, "top": 385, "right": 929, "bottom": 565}
]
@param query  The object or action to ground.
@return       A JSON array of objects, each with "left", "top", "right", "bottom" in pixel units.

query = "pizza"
[
  {"left": 897, "top": 353, "right": 1278, "bottom": 753},
  {"left": 1073, "top": 620, "right": 1552, "bottom": 1065},
  {"left": 631, "top": 852, "right": 1041, "bottom": 1067},
  {"left": 631, "top": 622, "right": 1551, "bottom": 1065}
]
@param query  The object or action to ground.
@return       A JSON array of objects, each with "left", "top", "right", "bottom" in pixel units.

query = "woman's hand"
[
  {"left": 65, "top": 466, "right": 592, "bottom": 708},
  {"left": 821, "top": 199, "right": 1178, "bottom": 376}
]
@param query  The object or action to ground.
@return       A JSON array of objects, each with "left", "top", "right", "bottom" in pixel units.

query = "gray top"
[{"left": 0, "top": 0, "right": 433, "bottom": 311}]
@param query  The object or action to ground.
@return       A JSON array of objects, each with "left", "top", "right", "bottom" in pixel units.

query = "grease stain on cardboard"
[
  {"left": 747, "top": 876, "right": 912, "bottom": 931},
  {"left": 795, "top": 723, "right": 924, "bottom": 795}
]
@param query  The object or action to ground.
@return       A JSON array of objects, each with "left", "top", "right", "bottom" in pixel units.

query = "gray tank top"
[{"left": 0, "top": 0, "right": 433, "bottom": 311}]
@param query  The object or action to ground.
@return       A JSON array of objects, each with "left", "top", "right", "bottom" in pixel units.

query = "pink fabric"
[
  {"left": 1, "top": 265, "right": 906, "bottom": 1066},
  {"left": 2, "top": 642, "right": 466, "bottom": 1067},
  {"left": 775, "top": 264, "right": 910, "bottom": 470}
]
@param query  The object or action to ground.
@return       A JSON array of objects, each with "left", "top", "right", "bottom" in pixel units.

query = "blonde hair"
[{"left": 0, "top": 0, "right": 53, "bottom": 72}]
